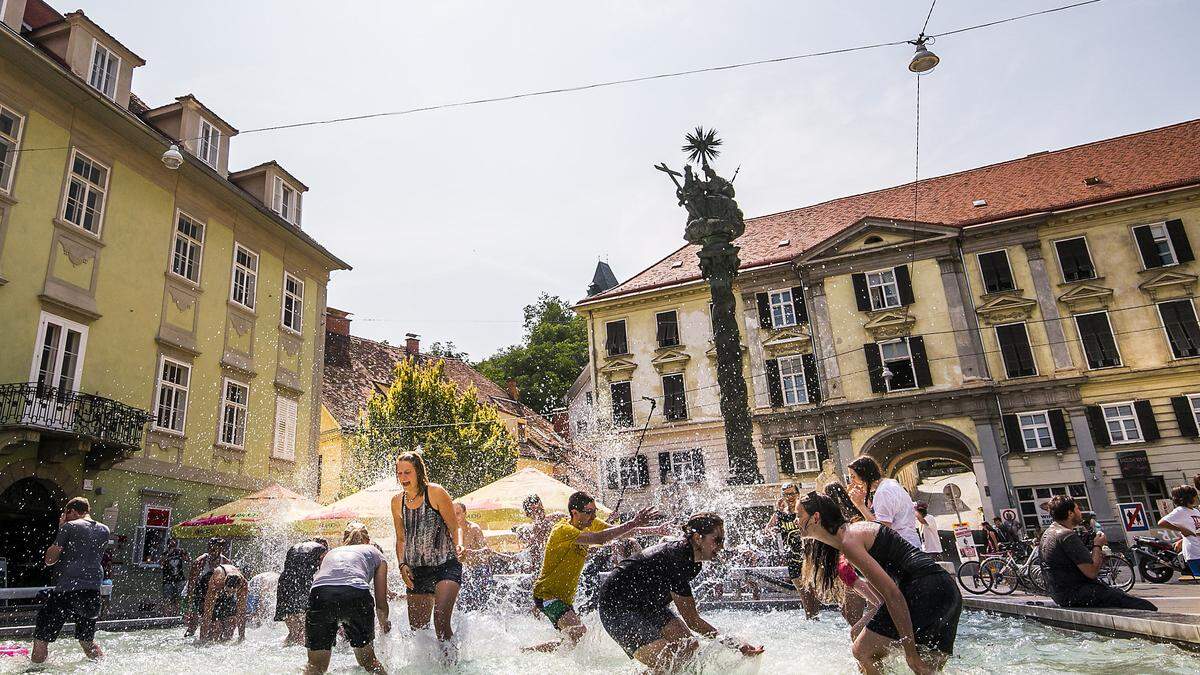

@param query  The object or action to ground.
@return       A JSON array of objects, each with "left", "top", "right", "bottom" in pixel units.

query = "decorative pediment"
[
  {"left": 167, "top": 285, "right": 196, "bottom": 311},
  {"left": 862, "top": 309, "right": 917, "bottom": 340},
  {"left": 761, "top": 326, "right": 812, "bottom": 357},
  {"left": 1057, "top": 283, "right": 1114, "bottom": 311},
  {"left": 1138, "top": 270, "right": 1197, "bottom": 301},
  {"left": 651, "top": 347, "right": 691, "bottom": 373},
  {"left": 974, "top": 292, "right": 1038, "bottom": 325},
  {"left": 797, "top": 217, "right": 959, "bottom": 264},
  {"left": 599, "top": 355, "right": 637, "bottom": 378},
  {"left": 706, "top": 340, "right": 749, "bottom": 360}
]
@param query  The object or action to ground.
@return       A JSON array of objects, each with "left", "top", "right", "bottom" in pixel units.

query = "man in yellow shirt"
[{"left": 526, "top": 491, "right": 663, "bottom": 652}]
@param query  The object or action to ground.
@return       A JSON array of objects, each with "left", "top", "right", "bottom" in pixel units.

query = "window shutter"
[
  {"left": 1048, "top": 409, "right": 1071, "bottom": 450},
  {"left": 691, "top": 448, "right": 706, "bottom": 480},
  {"left": 1085, "top": 405, "right": 1110, "bottom": 447},
  {"left": 863, "top": 344, "right": 886, "bottom": 393},
  {"left": 272, "top": 176, "right": 284, "bottom": 213},
  {"left": 1134, "top": 400, "right": 1160, "bottom": 441},
  {"left": 791, "top": 286, "right": 808, "bottom": 324},
  {"left": 1165, "top": 219, "right": 1194, "bottom": 263},
  {"left": 802, "top": 353, "right": 821, "bottom": 404},
  {"left": 997, "top": 323, "right": 1036, "bottom": 377},
  {"left": 1133, "top": 225, "right": 1162, "bottom": 268},
  {"left": 273, "top": 396, "right": 297, "bottom": 461},
  {"left": 658, "top": 452, "right": 671, "bottom": 485},
  {"left": 756, "top": 293, "right": 773, "bottom": 328},
  {"left": 852, "top": 274, "right": 871, "bottom": 312},
  {"left": 765, "top": 359, "right": 784, "bottom": 407},
  {"left": 1171, "top": 396, "right": 1199, "bottom": 438},
  {"left": 909, "top": 336, "right": 933, "bottom": 387},
  {"left": 894, "top": 265, "right": 915, "bottom": 306},
  {"left": 815, "top": 435, "right": 829, "bottom": 466},
  {"left": 635, "top": 454, "right": 650, "bottom": 487},
  {"left": 980, "top": 251, "right": 1014, "bottom": 294},
  {"left": 1160, "top": 301, "right": 1200, "bottom": 358},
  {"left": 605, "top": 458, "right": 619, "bottom": 490},
  {"left": 777, "top": 439, "right": 795, "bottom": 474},
  {"left": 656, "top": 314, "right": 668, "bottom": 346},
  {"left": 1002, "top": 414, "right": 1025, "bottom": 454},
  {"left": 294, "top": 193, "right": 303, "bottom": 226}
]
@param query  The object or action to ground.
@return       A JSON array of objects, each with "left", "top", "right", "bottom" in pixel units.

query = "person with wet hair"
[
  {"left": 598, "top": 512, "right": 764, "bottom": 672},
  {"left": 797, "top": 489, "right": 961, "bottom": 675},
  {"left": 197, "top": 562, "right": 248, "bottom": 642},
  {"left": 30, "top": 497, "right": 109, "bottom": 664},
  {"left": 304, "top": 522, "right": 390, "bottom": 675},
  {"left": 516, "top": 493, "right": 563, "bottom": 575},
  {"left": 184, "top": 537, "right": 231, "bottom": 636},
  {"left": 276, "top": 537, "right": 330, "bottom": 645},
  {"left": 846, "top": 456, "right": 922, "bottom": 549},
  {"left": 764, "top": 482, "right": 820, "bottom": 619}
]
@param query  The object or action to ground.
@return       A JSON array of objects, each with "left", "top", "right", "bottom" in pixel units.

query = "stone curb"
[{"left": 963, "top": 597, "right": 1200, "bottom": 647}]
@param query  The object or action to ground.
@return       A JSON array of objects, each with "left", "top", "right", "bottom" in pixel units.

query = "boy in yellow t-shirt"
[{"left": 525, "top": 491, "right": 662, "bottom": 652}]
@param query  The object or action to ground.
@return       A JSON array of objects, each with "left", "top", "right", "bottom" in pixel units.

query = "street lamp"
[
  {"left": 161, "top": 144, "right": 184, "bottom": 170},
  {"left": 908, "top": 37, "right": 939, "bottom": 73}
]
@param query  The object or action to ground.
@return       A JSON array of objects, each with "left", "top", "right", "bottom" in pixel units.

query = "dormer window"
[
  {"left": 87, "top": 40, "right": 120, "bottom": 100},
  {"left": 273, "top": 176, "right": 301, "bottom": 225},
  {"left": 198, "top": 119, "right": 220, "bottom": 168}
]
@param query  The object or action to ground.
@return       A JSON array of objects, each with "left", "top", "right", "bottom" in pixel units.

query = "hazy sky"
[{"left": 86, "top": 0, "right": 1199, "bottom": 360}]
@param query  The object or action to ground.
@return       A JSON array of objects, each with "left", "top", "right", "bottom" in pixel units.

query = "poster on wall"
[{"left": 954, "top": 524, "right": 978, "bottom": 562}]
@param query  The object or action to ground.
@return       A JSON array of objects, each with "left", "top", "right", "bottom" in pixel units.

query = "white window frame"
[
  {"left": 865, "top": 268, "right": 901, "bottom": 310},
  {"left": 1101, "top": 401, "right": 1142, "bottom": 444},
  {"left": 281, "top": 272, "right": 304, "bottom": 334},
  {"left": 169, "top": 210, "right": 205, "bottom": 285},
  {"left": 662, "top": 373, "right": 687, "bottom": 420},
  {"left": 1074, "top": 310, "right": 1123, "bottom": 370},
  {"left": 29, "top": 311, "right": 89, "bottom": 393},
  {"left": 134, "top": 504, "right": 172, "bottom": 567},
  {"left": 272, "top": 176, "right": 301, "bottom": 226},
  {"left": 655, "top": 309, "right": 680, "bottom": 347},
  {"left": 778, "top": 355, "right": 809, "bottom": 406},
  {"left": 197, "top": 118, "right": 221, "bottom": 168},
  {"left": 789, "top": 436, "right": 821, "bottom": 473},
  {"left": 665, "top": 449, "right": 702, "bottom": 484},
  {"left": 1017, "top": 410, "right": 1055, "bottom": 451},
  {"left": 977, "top": 249, "right": 1014, "bottom": 293},
  {"left": 272, "top": 395, "right": 298, "bottom": 461},
  {"left": 0, "top": 101, "right": 25, "bottom": 195},
  {"left": 1052, "top": 236, "right": 1097, "bottom": 282},
  {"left": 995, "top": 321, "right": 1039, "bottom": 378},
  {"left": 152, "top": 355, "right": 191, "bottom": 435},
  {"left": 87, "top": 40, "right": 120, "bottom": 100},
  {"left": 616, "top": 456, "right": 642, "bottom": 489},
  {"left": 1134, "top": 222, "right": 1178, "bottom": 269},
  {"left": 1189, "top": 394, "right": 1200, "bottom": 429},
  {"left": 59, "top": 148, "right": 110, "bottom": 236},
  {"left": 229, "top": 242, "right": 259, "bottom": 310},
  {"left": 768, "top": 288, "right": 797, "bottom": 328},
  {"left": 879, "top": 338, "right": 917, "bottom": 392},
  {"left": 219, "top": 377, "right": 249, "bottom": 449}
]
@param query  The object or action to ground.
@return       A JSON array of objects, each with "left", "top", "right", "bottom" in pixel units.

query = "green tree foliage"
[
  {"left": 427, "top": 341, "right": 470, "bottom": 360},
  {"left": 476, "top": 293, "right": 588, "bottom": 414},
  {"left": 344, "top": 358, "right": 517, "bottom": 497}
]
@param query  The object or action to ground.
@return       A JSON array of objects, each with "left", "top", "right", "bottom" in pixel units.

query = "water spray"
[{"left": 612, "top": 397, "right": 657, "bottom": 518}]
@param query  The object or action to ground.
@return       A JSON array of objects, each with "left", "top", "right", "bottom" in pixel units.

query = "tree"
[
  {"left": 476, "top": 293, "right": 588, "bottom": 415},
  {"left": 427, "top": 340, "right": 470, "bottom": 360},
  {"left": 344, "top": 358, "right": 517, "bottom": 497}
]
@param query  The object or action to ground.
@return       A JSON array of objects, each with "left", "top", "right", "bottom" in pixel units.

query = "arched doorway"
[
  {"left": 860, "top": 424, "right": 984, "bottom": 528},
  {"left": 0, "top": 477, "right": 65, "bottom": 587}
]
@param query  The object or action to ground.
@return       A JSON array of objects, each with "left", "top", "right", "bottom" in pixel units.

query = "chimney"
[
  {"left": 404, "top": 333, "right": 420, "bottom": 356},
  {"left": 325, "top": 307, "right": 352, "bottom": 336},
  {"left": 506, "top": 378, "right": 520, "bottom": 402}
]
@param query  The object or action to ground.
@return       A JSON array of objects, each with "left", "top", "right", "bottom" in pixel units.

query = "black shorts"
[
  {"left": 598, "top": 600, "right": 678, "bottom": 659},
  {"left": 305, "top": 585, "right": 375, "bottom": 651},
  {"left": 163, "top": 578, "right": 186, "bottom": 600},
  {"left": 33, "top": 589, "right": 102, "bottom": 643},
  {"left": 865, "top": 572, "right": 962, "bottom": 655},
  {"left": 274, "top": 575, "right": 313, "bottom": 620},
  {"left": 409, "top": 558, "right": 462, "bottom": 595},
  {"left": 212, "top": 593, "right": 237, "bottom": 621}
]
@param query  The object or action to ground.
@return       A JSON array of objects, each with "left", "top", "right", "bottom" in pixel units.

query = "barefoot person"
[
  {"left": 765, "top": 483, "right": 820, "bottom": 619},
  {"left": 304, "top": 523, "right": 390, "bottom": 675},
  {"left": 276, "top": 538, "right": 330, "bottom": 645},
  {"left": 389, "top": 452, "right": 463, "bottom": 648},
  {"left": 797, "top": 489, "right": 962, "bottom": 675},
  {"left": 846, "top": 456, "right": 923, "bottom": 549},
  {"left": 197, "top": 563, "right": 249, "bottom": 643},
  {"left": 184, "top": 538, "right": 231, "bottom": 636},
  {"left": 30, "top": 497, "right": 109, "bottom": 665},
  {"left": 597, "top": 512, "right": 763, "bottom": 673},
  {"left": 526, "top": 492, "right": 663, "bottom": 652},
  {"left": 517, "top": 494, "right": 562, "bottom": 574}
]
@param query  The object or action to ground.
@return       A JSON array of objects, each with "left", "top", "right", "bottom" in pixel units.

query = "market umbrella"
[
  {"left": 296, "top": 476, "right": 399, "bottom": 538},
  {"left": 458, "top": 467, "right": 609, "bottom": 532},
  {"left": 172, "top": 483, "right": 322, "bottom": 539}
]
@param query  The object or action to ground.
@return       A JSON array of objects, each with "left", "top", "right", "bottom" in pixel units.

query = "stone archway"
[
  {"left": 859, "top": 423, "right": 985, "bottom": 527},
  {"left": 0, "top": 457, "right": 72, "bottom": 587}
]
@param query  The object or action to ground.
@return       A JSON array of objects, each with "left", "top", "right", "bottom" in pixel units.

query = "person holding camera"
[
  {"left": 30, "top": 497, "right": 109, "bottom": 664},
  {"left": 1039, "top": 495, "right": 1155, "bottom": 610}
]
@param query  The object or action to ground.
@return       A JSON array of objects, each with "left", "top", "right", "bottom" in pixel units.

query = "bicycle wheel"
[
  {"left": 1025, "top": 560, "right": 1047, "bottom": 595},
  {"left": 956, "top": 560, "right": 991, "bottom": 594},
  {"left": 1100, "top": 554, "right": 1136, "bottom": 591},
  {"left": 981, "top": 557, "right": 1017, "bottom": 595}
]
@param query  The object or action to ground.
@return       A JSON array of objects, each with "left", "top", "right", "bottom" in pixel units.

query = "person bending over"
[
  {"left": 304, "top": 523, "right": 390, "bottom": 675},
  {"left": 198, "top": 563, "right": 248, "bottom": 642},
  {"left": 276, "top": 538, "right": 329, "bottom": 645},
  {"left": 184, "top": 538, "right": 231, "bottom": 636}
]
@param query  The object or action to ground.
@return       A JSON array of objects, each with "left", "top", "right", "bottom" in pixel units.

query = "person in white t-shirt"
[
  {"left": 845, "top": 456, "right": 922, "bottom": 549},
  {"left": 914, "top": 502, "right": 943, "bottom": 555},
  {"left": 1157, "top": 484, "right": 1200, "bottom": 579}
]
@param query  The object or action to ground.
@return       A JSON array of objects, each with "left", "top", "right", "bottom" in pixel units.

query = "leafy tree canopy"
[{"left": 427, "top": 340, "right": 470, "bottom": 361}]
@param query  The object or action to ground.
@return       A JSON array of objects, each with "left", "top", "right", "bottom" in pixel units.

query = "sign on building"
[
  {"left": 953, "top": 524, "right": 978, "bottom": 562},
  {"left": 1118, "top": 501, "right": 1150, "bottom": 533}
]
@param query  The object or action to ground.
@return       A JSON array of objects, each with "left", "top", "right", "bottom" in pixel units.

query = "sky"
[{"left": 83, "top": 0, "right": 1200, "bottom": 361}]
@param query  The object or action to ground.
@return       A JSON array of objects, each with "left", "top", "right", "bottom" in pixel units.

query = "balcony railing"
[{"left": 0, "top": 382, "right": 152, "bottom": 452}]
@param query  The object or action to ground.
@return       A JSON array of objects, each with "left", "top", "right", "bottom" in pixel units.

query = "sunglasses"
[{"left": 580, "top": 507, "right": 597, "bottom": 515}]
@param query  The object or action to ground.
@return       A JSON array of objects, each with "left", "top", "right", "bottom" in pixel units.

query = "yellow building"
[
  {"left": 0, "top": 1, "right": 348, "bottom": 592},
  {"left": 576, "top": 120, "right": 1200, "bottom": 542}
]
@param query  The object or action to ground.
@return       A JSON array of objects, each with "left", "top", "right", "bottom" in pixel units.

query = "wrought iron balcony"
[{"left": 0, "top": 382, "right": 152, "bottom": 456}]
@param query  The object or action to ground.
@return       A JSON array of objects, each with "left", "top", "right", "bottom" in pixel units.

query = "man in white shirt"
[{"left": 1158, "top": 484, "right": 1200, "bottom": 579}]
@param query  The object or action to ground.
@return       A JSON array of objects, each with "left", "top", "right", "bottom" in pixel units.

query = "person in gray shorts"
[{"left": 31, "top": 497, "right": 110, "bottom": 665}]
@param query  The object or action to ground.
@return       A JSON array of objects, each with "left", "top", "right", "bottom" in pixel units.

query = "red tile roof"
[{"left": 584, "top": 118, "right": 1200, "bottom": 303}]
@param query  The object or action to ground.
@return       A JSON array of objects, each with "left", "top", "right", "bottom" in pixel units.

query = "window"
[
  {"left": 1075, "top": 311, "right": 1121, "bottom": 369},
  {"left": 1192, "top": 395, "right": 1200, "bottom": 429},
  {"left": 879, "top": 339, "right": 916, "bottom": 391},
  {"left": 170, "top": 211, "right": 205, "bottom": 284},
  {"left": 1016, "top": 484, "right": 1090, "bottom": 530},
  {"left": 661, "top": 449, "right": 704, "bottom": 484},
  {"left": 87, "top": 41, "right": 120, "bottom": 100},
  {"left": 1054, "top": 237, "right": 1096, "bottom": 282},
  {"left": 769, "top": 289, "right": 797, "bottom": 328},
  {"left": 575, "top": 419, "right": 588, "bottom": 436},
  {"left": 153, "top": 357, "right": 190, "bottom": 434},
  {"left": 272, "top": 396, "right": 298, "bottom": 461},
  {"left": 1158, "top": 299, "right": 1200, "bottom": 359},
  {"left": 978, "top": 250, "right": 1015, "bottom": 294},
  {"left": 788, "top": 436, "right": 821, "bottom": 473},
  {"left": 60, "top": 149, "right": 109, "bottom": 235},
  {"left": 282, "top": 273, "right": 304, "bottom": 333},
  {"left": 615, "top": 456, "right": 645, "bottom": 489},
  {"left": 0, "top": 103, "right": 24, "bottom": 194},
  {"left": 656, "top": 310, "right": 680, "bottom": 348},
  {"left": 610, "top": 381, "right": 633, "bottom": 428},
  {"left": 866, "top": 269, "right": 901, "bottom": 310},
  {"left": 1018, "top": 411, "right": 1055, "bottom": 451},
  {"left": 778, "top": 355, "right": 809, "bottom": 405},
  {"left": 662, "top": 373, "right": 687, "bottom": 421},
  {"left": 219, "top": 378, "right": 249, "bottom": 449},
  {"left": 197, "top": 119, "right": 220, "bottom": 168},
  {"left": 1113, "top": 477, "right": 1169, "bottom": 523},
  {"left": 1133, "top": 219, "right": 1194, "bottom": 269},
  {"left": 584, "top": 391, "right": 593, "bottom": 406},
  {"left": 272, "top": 176, "right": 301, "bottom": 225},
  {"left": 230, "top": 243, "right": 258, "bottom": 310},
  {"left": 135, "top": 505, "right": 171, "bottom": 566},
  {"left": 605, "top": 320, "right": 628, "bottom": 356},
  {"left": 1102, "top": 402, "right": 1142, "bottom": 444},
  {"left": 30, "top": 312, "right": 87, "bottom": 393},
  {"left": 996, "top": 322, "right": 1037, "bottom": 378}
]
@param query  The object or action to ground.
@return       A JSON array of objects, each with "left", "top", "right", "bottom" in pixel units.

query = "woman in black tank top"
[{"left": 795, "top": 489, "right": 961, "bottom": 675}]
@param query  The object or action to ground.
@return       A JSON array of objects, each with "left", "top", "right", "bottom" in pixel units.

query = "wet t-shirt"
[
  {"left": 1040, "top": 522, "right": 1098, "bottom": 601},
  {"left": 279, "top": 540, "right": 328, "bottom": 592},
  {"left": 162, "top": 549, "right": 188, "bottom": 582},
  {"left": 54, "top": 518, "right": 110, "bottom": 592},
  {"left": 775, "top": 511, "right": 806, "bottom": 560},
  {"left": 600, "top": 540, "right": 699, "bottom": 612}
]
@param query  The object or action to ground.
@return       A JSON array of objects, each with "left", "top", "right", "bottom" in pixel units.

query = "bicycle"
[
  {"left": 977, "top": 541, "right": 1043, "bottom": 595},
  {"left": 956, "top": 558, "right": 992, "bottom": 595}
]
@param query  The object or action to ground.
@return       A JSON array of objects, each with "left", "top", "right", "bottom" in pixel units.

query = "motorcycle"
[{"left": 1132, "top": 536, "right": 1189, "bottom": 583}]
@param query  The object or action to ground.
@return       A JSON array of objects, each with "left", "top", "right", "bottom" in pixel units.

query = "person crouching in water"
[
  {"left": 597, "top": 512, "right": 763, "bottom": 673},
  {"left": 797, "top": 489, "right": 962, "bottom": 675},
  {"left": 304, "top": 523, "right": 391, "bottom": 675},
  {"left": 197, "top": 563, "right": 248, "bottom": 642},
  {"left": 276, "top": 537, "right": 329, "bottom": 645}
]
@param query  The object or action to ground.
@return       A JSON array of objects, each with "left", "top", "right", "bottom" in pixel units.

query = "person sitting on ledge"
[{"left": 1039, "top": 495, "right": 1156, "bottom": 611}]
